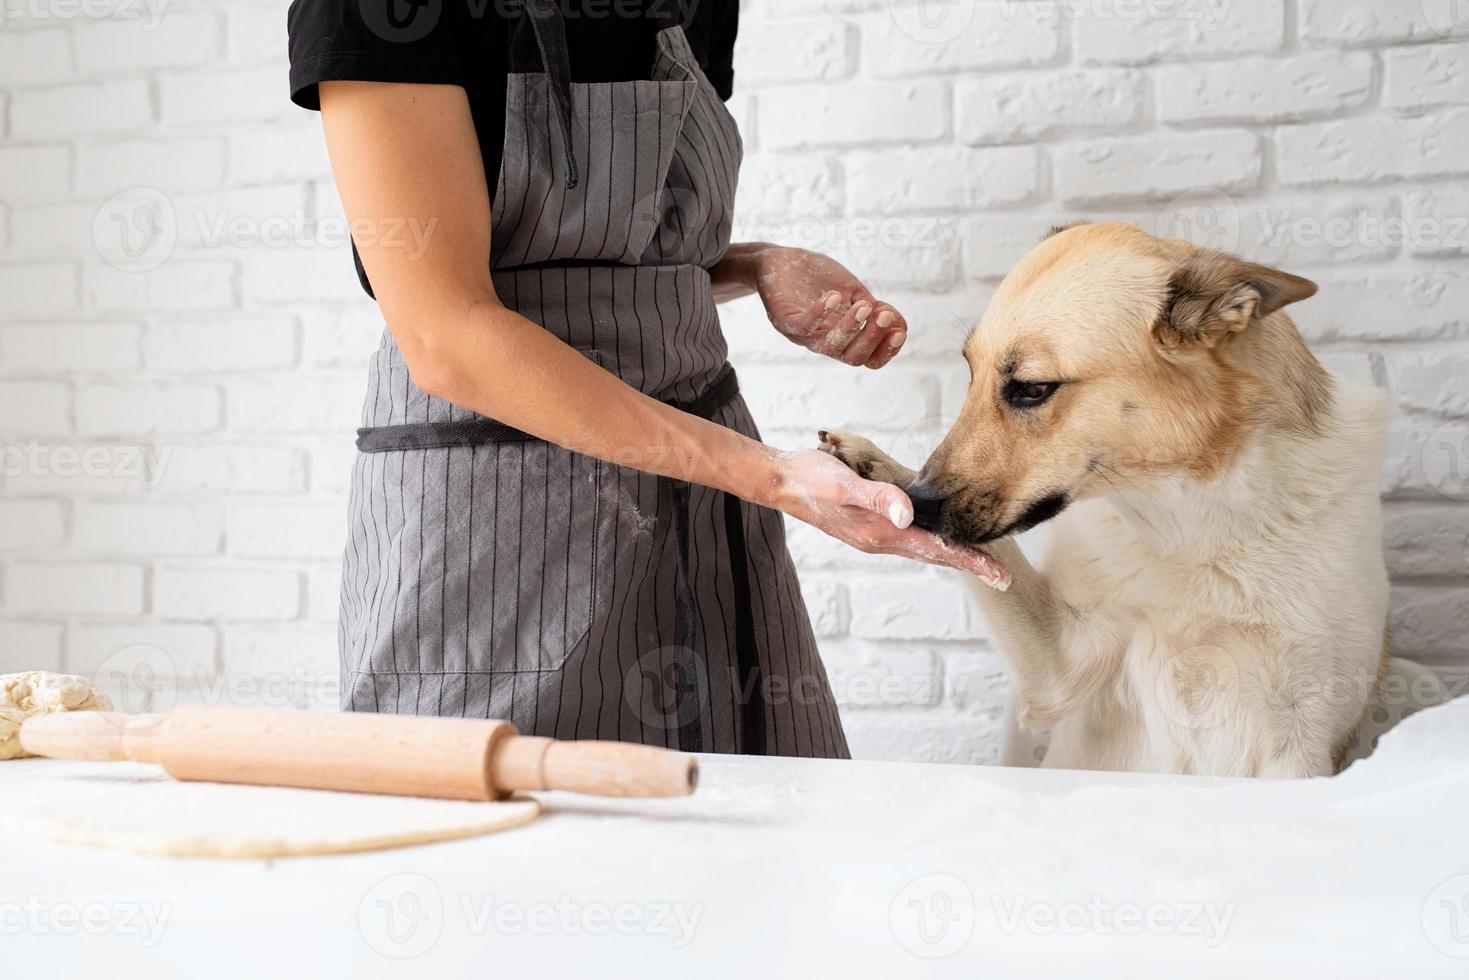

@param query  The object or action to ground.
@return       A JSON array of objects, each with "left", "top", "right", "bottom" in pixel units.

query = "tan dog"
[{"left": 821, "top": 221, "right": 1395, "bottom": 778}]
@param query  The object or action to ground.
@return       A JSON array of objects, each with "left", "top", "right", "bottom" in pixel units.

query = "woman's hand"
[
  {"left": 717, "top": 244, "right": 909, "bottom": 368},
  {"left": 763, "top": 449, "right": 1011, "bottom": 589}
]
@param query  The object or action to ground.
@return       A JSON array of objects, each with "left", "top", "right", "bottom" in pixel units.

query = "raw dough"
[
  {"left": 5, "top": 778, "right": 540, "bottom": 858},
  {"left": 0, "top": 672, "right": 112, "bottom": 761}
]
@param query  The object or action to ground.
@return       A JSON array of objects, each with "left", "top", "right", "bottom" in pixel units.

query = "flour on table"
[
  {"left": 4, "top": 780, "right": 540, "bottom": 858},
  {"left": 0, "top": 672, "right": 112, "bottom": 761}
]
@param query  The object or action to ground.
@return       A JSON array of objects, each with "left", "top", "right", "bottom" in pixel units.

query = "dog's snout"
[{"left": 906, "top": 481, "right": 949, "bottom": 533}]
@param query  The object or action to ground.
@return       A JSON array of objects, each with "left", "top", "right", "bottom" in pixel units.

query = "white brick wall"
[{"left": 1, "top": 0, "right": 1466, "bottom": 763}]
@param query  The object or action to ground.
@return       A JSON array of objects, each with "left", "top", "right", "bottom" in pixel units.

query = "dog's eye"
[{"left": 1004, "top": 380, "right": 1060, "bottom": 409}]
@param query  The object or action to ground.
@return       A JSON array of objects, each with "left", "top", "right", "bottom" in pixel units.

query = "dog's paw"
[{"left": 817, "top": 429, "right": 901, "bottom": 483}]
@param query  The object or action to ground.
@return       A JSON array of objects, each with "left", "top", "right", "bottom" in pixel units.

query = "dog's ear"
[{"left": 1155, "top": 251, "right": 1316, "bottom": 352}]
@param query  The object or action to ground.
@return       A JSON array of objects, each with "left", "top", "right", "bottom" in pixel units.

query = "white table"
[{"left": 4, "top": 699, "right": 1468, "bottom": 979}]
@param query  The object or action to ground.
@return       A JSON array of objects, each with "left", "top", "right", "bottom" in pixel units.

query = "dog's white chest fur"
[{"left": 994, "top": 379, "right": 1391, "bottom": 777}]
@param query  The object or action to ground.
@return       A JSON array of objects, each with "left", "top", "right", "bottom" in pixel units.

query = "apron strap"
[{"left": 513, "top": 0, "right": 579, "bottom": 189}]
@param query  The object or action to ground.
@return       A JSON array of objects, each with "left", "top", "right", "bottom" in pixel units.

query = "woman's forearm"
[
  {"left": 404, "top": 299, "right": 784, "bottom": 503},
  {"left": 710, "top": 241, "right": 774, "bottom": 303}
]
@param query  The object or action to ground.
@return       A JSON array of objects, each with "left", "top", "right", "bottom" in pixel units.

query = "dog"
[{"left": 820, "top": 221, "right": 1395, "bottom": 778}]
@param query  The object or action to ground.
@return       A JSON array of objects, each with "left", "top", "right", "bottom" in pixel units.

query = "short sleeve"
[{"left": 287, "top": 0, "right": 469, "bottom": 111}]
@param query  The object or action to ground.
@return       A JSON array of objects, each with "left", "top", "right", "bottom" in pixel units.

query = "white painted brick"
[
  {"left": 74, "top": 11, "right": 220, "bottom": 73},
  {"left": 9, "top": 202, "right": 102, "bottom": 259},
  {"left": 1389, "top": 585, "right": 1469, "bottom": 662},
  {"left": 824, "top": 642, "right": 942, "bottom": 710},
  {"left": 75, "top": 381, "right": 221, "bottom": 436},
  {"left": 0, "top": 28, "right": 72, "bottom": 85},
  {"left": 77, "top": 136, "right": 227, "bottom": 197},
  {"left": 758, "top": 81, "right": 947, "bottom": 150},
  {"left": 734, "top": 155, "right": 843, "bottom": 226},
  {"left": 0, "top": 500, "right": 66, "bottom": 550},
  {"left": 957, "top": 68, "right": 1145, "bottom": 145},
  {"left": 0, "top": 381, "right": 71, "bottom": 435},
  {"left": 741, "top": 366, "right": 940, "bottom": 431},
  {"left": 67, "top": 623, "right": 218, "bottom": 684},
  {"left": 227, "top": 124, "right": 333, "bottom": 185},
  {"left": 160, "top": 67, "right": 290, "bottom": 126},
  {"left": 73, "top": 501, "right": 224, "bottom": 556},
  {"left": 849, "top": 574, "right": 989, "bottom": 641},
  {"left": 300, "top": 306, "right": 386, "bottom": 369},
  {"left": 1055, "top": 130, "right": 1261, "bottom": 206},
  {"left": 1157, "top": 53, "right": 1373, "bottom": 124},
  {"left": 821, "top": 218, "right": 963, "bottom": 292},
  {"left": 858, "top": 5, "right": 1060, "bottom": 77},
  {"left": 846, "top": 146, "right": 1039, "bottom": 213},
  {"left": 1301, "top": 0, "right": 1469, "bottom": 46},
  {"left": 1385, "top": 42, "right": 1469, "bottom": 109},
  {"left": 1383, "top": 503, "right": 1469, "bottom": 579},
  {"left": 1384, "top": 349, "right": 1469, "bottom": 415},
  {"left": 305, "top": 565, "right": 343, "bottom": 622},
  {"left": 1314, "top": 349, "right": 1378, "bottom": 387},
  {"left": 1382, "top": 414, "right": 1469, "bottom": 499},
  {"left": 5, "top": 562, "right": 144, "bottom": 616},
  {"left": 148, "top": 444, "right": 308, "bottom": 496},
  {"left": 88, "top": 260, "right": 237, "bottom": 313},
  {"left": 172, "top": 183, "right": 308, "bottom": 250},
  {"left": 226, "top": 375, "right": 363, "bottom": 433},
  {"left": 144, "top": 316, "right": 297, "bottom": 372},
  {"left": 1276, "top": 111, "right": 1469, "bottom": 186},
  {"left": 221, "top": 625, "right": 338, "bottom": 682},
  {"left": 841, "top": 711, "right": 1002, "bottom": 765},
  {"left": 962, "top": 215, "right": 1059, "bottom": 280},
  {"left": 1076, "top": 0, "right": 1284, "bottom": 64},
  {"left": 1403, "top": 187, "right": 1469, "bottom": 257},
  {"left": 309, "top": 440, "right": 357, "bottom": 496},
  {"left": 0, "top": 322, "right": 142, "bottom": 372},
  {"left": 1295, "top": 273, "right": 1469, "bottom": 342},
  {"left": 228, "top": 502, "right": 348, "bottom": 560},
  {"left": 1, "top": 443, "right": 153, "bottom": 497},
  {"left": 0, "top": 262, "right": 80, "bottom": 317},
  {"left": 733, "top": 20, "right": 851, "bottom": 84},
  {"left": 1223, "top": 194, "right": 1403, "bottom": 268},
  {"left": 0, "top": 622, "right": 64, "bottom": 674},
  {"left": 0, "top": 146, "right": 71, "bottom": 203},
  {"left": 800, "top": 576, "right": 850, "bottom": 638},
  {"left": 227, "top": 5, "right": 286, "bottom": 64},
  {"left": 238, "top": 246, "right": 366, "bottom": 305},
  {"left": 10, "top": 79, "right": 151, "bottom": 140},
  {"left": 154, "top": 566, "right": 301, "bottom": 621}
]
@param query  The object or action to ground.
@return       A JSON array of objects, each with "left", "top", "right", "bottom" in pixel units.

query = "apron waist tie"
[{"left": 354, "top": 364, "right": 765, "bottom": 756}]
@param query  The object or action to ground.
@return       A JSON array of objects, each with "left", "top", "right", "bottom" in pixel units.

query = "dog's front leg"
[{"left": 818, "top": 429, "right": 1123, "bottom": 730}]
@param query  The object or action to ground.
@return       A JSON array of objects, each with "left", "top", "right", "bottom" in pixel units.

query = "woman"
[{"left": 288, "top": 0, "right": 991, "bottom": 758}]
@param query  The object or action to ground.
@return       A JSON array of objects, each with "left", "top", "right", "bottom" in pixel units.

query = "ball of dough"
[{"left": 0, "top": 672, "right": 113, "bottom": 761}]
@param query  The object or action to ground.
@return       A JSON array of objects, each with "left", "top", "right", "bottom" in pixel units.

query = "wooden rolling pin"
[{"left": 20, "top": 705, "right": 697, "bottom": 801}]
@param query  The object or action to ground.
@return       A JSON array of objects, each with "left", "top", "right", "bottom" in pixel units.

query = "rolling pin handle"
[{"left": 491, "top": 736, "right": 698, "bottom": 798}]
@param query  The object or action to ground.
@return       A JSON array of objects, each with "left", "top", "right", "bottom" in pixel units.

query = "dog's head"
[{"left": 914, "top": 221, "right": 1327, "bottom": 546}]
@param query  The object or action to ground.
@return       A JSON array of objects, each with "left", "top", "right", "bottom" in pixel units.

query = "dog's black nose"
[{"left": 907, "top": 482, "right": 948, "bottom": 533}]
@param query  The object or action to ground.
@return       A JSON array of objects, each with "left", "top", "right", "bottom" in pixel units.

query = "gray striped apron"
[{"left": 338, "top": 8, "right": 850, "bottom": 759}]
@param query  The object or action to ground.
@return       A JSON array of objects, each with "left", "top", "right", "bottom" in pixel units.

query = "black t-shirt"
[{"left": 288, "top": 0, "right": 739, "bottom": 296}]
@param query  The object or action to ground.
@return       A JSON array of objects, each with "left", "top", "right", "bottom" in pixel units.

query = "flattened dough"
[
  {"left": 6, "top": 779, "right": 540, "bottom": 858},
  {"left": 0, "top": 672, "right": 112, "bottom": 761}
]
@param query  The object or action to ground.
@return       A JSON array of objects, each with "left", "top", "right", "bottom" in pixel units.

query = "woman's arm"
[{"left": 317, "top": 81, "right": 995, "bottom": 576}]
